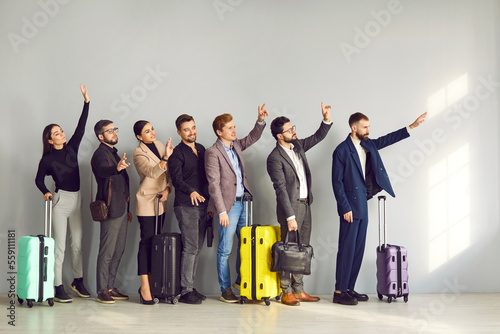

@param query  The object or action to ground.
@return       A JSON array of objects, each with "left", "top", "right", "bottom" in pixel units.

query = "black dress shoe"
[
  {"left": 193, "top": 288, "right": 207, "bottom": 301},
  {"left": 333, "top": 291, "right": 358, "bottom": 305},
  {"left": 110, "top": 288, "right": 129, "bottom": 300},
  {"left": 179, "top": 291, "right": 202, "bottom": 304},
  {"left": 138, "top": 288, "right": 155, "bottom": 305},
  {"left": 347, "top": 290, "right": 369, "bottom": 302}
]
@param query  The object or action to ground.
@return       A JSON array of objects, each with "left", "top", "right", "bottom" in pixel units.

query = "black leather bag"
[
  {"left": 271, "top": 230, "right": 313, "bottom": 275},
  {"left": 89, "top": 152, "right": 112, "bottom": 222}
]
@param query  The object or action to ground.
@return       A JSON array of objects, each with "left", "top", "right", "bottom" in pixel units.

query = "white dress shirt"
[{"left": 280, "top": 143, "right": 307, "bottom": 221}]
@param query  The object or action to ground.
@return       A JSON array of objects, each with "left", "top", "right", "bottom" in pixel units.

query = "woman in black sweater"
[{"left": 35, "top": 85, "right": 91, "bottom": 303}]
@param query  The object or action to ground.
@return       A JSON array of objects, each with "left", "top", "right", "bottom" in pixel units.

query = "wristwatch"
[{"left": 161, "top": 156, "right": 168, "bottom": 162}]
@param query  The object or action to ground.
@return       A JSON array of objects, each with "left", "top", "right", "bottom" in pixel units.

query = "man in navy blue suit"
[{"left": 331, "top": 111, "right": 426, "bottom": 305}]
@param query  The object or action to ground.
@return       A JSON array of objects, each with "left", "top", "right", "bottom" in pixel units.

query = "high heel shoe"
[{"left": 138, "top": 288, "right": 156, "bottom": 305}]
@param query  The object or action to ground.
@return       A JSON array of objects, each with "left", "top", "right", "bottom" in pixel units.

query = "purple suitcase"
[{"left": 376, "top": 196, "right": 409, "bottom": 303}]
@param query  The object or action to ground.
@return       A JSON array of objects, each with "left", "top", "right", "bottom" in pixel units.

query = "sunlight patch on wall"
[
  {"left": 428, "top": 144, "right": 470, "bottom": 272},
  {"left": 427, "top": 73, "right": 468, "bottom": 119}
]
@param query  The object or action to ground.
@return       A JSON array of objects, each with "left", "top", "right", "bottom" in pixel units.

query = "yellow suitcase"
[{"left": 239, "top": 198, "right": 281, "bottom": 305}]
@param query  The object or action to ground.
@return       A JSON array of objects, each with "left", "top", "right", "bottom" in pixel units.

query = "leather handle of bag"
[
  {"left": 90, "top": 149, "right": 113, "bottom": 207},
  {"left": 284, "top": 230, "right": 302, "bottom": 250}
]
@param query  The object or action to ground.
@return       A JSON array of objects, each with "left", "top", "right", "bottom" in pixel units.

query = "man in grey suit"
[
  {"left": 266, "top": 102, "right": 332, "bottom": 306},
  {"left": 205, "top": 104, "right": 268, "bottom": 303}
]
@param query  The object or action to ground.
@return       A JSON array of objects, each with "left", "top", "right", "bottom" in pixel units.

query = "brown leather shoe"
[
  {"left": 294, "top": 292, "right": 320, "bottom": 302},
  {"left": 281, "top": 293, "right": 300, "bottom": 306}
]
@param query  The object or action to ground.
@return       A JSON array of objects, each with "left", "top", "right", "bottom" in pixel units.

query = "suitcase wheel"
[
  {"left": 171, "top": 297, "right": 178, "bottom": 305},
  {"left": 27, "top": 300, "right": 33, "bottom": 308},
  {"left": 48, "top": 298, "right": 54, "bottom": 307},
  {"left": 404, "top": 295, "right": 408, "bottom": 303},
  {"left": 377, "top": 293, "right": 383, "bottom": 301},
  {"left": 264, "top": 298, "right": 270, "bottom": 306},
  {"left": 153, "top": 297, "right": 160, "bottom": 304},
  {"left": 240, "top": 297, "right": 245, "bottom": 304},
  {"left": 17, "top": 296, "right": 23, "bottom": 305},
  {"left": 387, "top": 296, "right": 393, "bottom": 303}
]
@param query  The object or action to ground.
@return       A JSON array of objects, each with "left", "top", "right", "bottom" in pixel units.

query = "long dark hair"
[
  {"left": 133, "top": 120, "right": 150, "bottom": 141},
  {"left": 42, "top": 124, "right": 65, "bottom": 157}
]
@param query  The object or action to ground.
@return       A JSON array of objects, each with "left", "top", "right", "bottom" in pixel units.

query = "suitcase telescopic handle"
[
  {"left": 45, "top": 196, "right": 53, "bottom": 238},
  {"left": 155, "top": 194, "right": 161, "bottom": 235},
  {"left": 378, "top": 195, "right": 387, "bottom": 252},
  {"left": 244, "top": 194, "right": 253, "bottom": 227}
]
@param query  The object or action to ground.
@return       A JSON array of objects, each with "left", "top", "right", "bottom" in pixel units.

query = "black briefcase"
[{"left": 271, "top": 230, "right": 313, "bottom": 275}]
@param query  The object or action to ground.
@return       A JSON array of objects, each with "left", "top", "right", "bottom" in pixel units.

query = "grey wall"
[{"left": 1, "top": 0, "right": 499, "bottom": 295}]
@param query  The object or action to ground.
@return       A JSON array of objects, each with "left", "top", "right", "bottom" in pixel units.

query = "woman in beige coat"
[{"left": 133, "top": 120, "right": 173, "bottom": 304}]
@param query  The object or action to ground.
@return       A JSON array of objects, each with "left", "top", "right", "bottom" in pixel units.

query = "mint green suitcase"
[{"left": 17, "top": 199, "right": 55, "bottom": 308}]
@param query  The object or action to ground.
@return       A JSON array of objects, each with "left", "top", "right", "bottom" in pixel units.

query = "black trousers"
[{"left": 137, "top": 214, "right": 165, "bottom": 276}]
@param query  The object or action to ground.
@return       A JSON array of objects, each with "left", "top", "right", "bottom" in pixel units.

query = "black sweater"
[{"left": 35, "top": 102, "right": 89, "bottom": 194}]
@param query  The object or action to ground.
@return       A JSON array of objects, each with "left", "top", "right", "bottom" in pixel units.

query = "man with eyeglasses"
[
  {"left": 91, "top": 120, "right": 132, "bottom": 304},
  {"left": 266, "top": 102, "right": 333, "bottom": 306}
]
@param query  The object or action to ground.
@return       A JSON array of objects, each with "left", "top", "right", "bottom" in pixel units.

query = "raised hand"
[
  {"left": 321, "top": 101, "right": 332, "bottom": 122},
  {"left": 165, "top": 138, "right": 174, "bottom": 159},
  {"left": 409, "top": 112, "right": 427, "bottom": 129},
  {"left": 80, "top": 84, "right": 89, "bottom": 103},
  {"left": 257, "top": 103, "right": 269, "bottom": 122},
  {"left": 117, "top": 153, "right": 131, "bottom": 172}
]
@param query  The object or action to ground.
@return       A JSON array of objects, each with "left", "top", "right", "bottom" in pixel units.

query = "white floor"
[{"left": 3, "top": 293, "right": 500, "bottom": 333}]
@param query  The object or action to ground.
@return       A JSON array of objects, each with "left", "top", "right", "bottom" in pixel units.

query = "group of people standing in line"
[{"left": 35, "top": 85, "right": 426, "bottom": 307}]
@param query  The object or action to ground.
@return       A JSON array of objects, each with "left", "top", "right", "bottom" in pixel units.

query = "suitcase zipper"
[
  {"left": 251, "top": 225, "right": 257, "bottom": 301},
  {"left": 395, "top": 246, "right": 402, "bottom": 297},
  {"left": 37, "top": 235, "right": 45, "bottom": 303}
]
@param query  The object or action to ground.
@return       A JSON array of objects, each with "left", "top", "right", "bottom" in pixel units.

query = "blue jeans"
[{"left": 216, "top": 200, "right": 248, "bottom": 292}]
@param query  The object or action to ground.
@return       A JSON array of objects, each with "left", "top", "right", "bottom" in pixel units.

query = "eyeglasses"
[
  {"left": 101, "top": 127, "right": 119, "bottom": 135},
  {"left": 282, "top": 125, "right": 296, "bottom": 134}
]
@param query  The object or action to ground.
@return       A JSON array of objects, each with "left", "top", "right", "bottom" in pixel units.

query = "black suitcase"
[{"left": 150, "top": 195, "right": 182, "bottom": 304}]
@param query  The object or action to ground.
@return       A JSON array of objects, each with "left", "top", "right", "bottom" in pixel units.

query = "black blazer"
[{"left": 91, "top": 143, "right": 130, "bottom": 219}]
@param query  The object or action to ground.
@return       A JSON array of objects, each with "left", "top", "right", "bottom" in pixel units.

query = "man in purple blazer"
[{"left": 205, "top": 105, "right": 268, "bottom": 303}]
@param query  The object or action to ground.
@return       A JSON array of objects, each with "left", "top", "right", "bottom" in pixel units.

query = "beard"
[
  {"left": 283, "top": 134, "right": 297, "bottom": 143},
  {"left": 103, "top": 137, "right": 118, "bottom": 145},
  {"left": 355, "top": 131, "right": 369, "bottom": 141},
  {"left": 184, "top": 135, "right": 197, "bottom": 143}
]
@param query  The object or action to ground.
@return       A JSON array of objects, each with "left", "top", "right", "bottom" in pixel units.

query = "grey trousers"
[
  {"left": 52, "top": 190, "right": 84, "bottom": 286},
  {"left": 174, "top": 206, "right": 207, "bottom": 294},
  {"left": 96, "top": 210, "right": 128, "bottom": 293},
  {"left": 278, "top": 201, "right": 312, "bottom": 294}
]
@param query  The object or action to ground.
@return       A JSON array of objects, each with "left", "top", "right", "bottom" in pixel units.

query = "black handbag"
[{"left": 271, "top": 230, "right": 314, "bottom": 275}]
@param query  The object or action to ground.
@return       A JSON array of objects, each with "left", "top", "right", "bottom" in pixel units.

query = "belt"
[
  {"left": 235, "top": 196, "right": 245, "bottom": 202},
  {"left": 298, "top": 198, "right": 308, "bottom": 204}
]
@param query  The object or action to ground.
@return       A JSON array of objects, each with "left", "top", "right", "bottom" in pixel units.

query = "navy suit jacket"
[{"left": 331, "top": 127, "right": 409, "bottom": 220}]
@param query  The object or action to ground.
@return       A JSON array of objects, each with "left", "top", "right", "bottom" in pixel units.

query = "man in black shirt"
[
  {"left": 168, "top": 114, "right": 209, "bottom": 304},
  {"left": 91, "top": 120, "right": 132, "bottom": 304}
]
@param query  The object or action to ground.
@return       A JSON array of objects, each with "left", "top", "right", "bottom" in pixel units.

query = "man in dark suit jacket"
[
  {"left": 91, "top": 120, "right": 132, "bottom": 304},
  {"left": 205, "top": 105, "right": 268, "bottom": 303},
  {"left": 331, "top": 111, "right": 426, "bottom": 305},
  {"left": 267, "top": 102, "right": 333, "bottom": 306}
]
